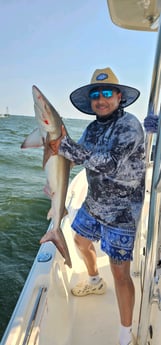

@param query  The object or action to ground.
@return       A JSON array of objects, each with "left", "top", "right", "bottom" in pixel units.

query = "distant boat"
[{"left": 0, "top": 107, "right": 10, "bottom": 117}]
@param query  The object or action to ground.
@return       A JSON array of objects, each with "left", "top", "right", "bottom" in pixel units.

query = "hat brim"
[{"left": 70, "top": 83, "right": 140, "bottom": 115}]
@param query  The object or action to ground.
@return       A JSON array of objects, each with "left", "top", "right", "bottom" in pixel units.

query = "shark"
[{"left": 21, "top": 85, "right": 72, "bottom": 268}]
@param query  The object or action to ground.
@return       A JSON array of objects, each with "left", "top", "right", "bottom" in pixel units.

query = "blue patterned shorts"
[{"left": 71, "top": 205, "right": 136, "bottom": 262}]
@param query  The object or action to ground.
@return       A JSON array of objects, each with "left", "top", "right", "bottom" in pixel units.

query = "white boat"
[{"left": 1, "top": 1, "right": 161, "bottom": 344}]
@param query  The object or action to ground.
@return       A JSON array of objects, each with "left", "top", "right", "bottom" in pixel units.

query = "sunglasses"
[{"left": 89, "top": 89, "right": 113, "bottom": 100}]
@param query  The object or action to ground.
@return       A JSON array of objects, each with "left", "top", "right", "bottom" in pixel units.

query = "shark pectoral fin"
[
  {"left": 21, "top": 128, "right": 44, "bottom": 148},
  {"left": 40, "top": 228, "right": 72, "bottom": 268}
]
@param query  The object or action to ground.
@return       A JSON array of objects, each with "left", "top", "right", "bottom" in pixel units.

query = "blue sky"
[{"left": 0, "top": 0, "right": 158, "bottom": 120}]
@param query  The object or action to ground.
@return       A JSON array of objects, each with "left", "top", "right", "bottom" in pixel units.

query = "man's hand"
[
  {"left": 144, "top": 114, "right": 158, "bottom": 133},
  {"left": 49, "top": 125, "right": 67, "bottom": 155}
]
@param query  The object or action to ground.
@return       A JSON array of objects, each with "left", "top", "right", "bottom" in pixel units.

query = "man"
[{"left": 43, "top": 67, "right": 145, "bottom": 345}]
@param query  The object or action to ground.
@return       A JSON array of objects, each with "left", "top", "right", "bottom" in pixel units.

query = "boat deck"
[{"left": 38, "top": 217, "right": 141, "bottom": 345}]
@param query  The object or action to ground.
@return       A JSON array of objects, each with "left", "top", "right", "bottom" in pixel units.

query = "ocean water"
[{"left": 0, "top": 115, "right": 90, "bottom": 340}]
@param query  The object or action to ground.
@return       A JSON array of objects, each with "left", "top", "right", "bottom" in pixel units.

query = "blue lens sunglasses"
[{"left": 89, "top": 90, "right": 113, "bottom": 100}]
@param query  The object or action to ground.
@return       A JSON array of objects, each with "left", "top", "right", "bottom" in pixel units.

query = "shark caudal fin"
[{"left": 40, "top": 228, "right": 72, "bottom": 268}]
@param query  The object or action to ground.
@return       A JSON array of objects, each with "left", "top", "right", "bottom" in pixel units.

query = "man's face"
[{"left": 90, "top": 88, "right": 122, "bottom": 117}]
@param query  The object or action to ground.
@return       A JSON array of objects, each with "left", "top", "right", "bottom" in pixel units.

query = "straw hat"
[{"left": 70, "top": 67, "right": 140, "bottom": 115}]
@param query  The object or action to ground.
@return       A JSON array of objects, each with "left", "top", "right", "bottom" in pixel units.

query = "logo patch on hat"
[{"left": 96, "top": 73, "right": 108, "bottom": 81}]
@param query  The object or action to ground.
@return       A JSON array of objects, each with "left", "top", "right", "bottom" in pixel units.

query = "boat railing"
[
  {"left": 137, "top": 11, "right": 161, "bottom": 344},
  {"left": 21, "top": 286, "right": 47, "bottom": 345}
]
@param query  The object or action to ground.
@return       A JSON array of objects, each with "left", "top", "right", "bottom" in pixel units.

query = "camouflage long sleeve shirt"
[{"left": 59, "top": 110, "right": 145, "bottom": 230}]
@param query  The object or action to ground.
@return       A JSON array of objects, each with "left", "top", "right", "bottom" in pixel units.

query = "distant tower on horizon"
[{"left": 5, "top": 106, "right": 9, "bottom": 115}]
